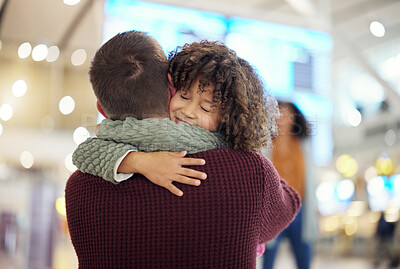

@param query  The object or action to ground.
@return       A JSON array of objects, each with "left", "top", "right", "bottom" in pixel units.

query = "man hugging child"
[{"left": 66, "top": 30, "right": 300, "bottom": 268}]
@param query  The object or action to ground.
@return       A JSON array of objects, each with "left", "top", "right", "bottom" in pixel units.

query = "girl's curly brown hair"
[{"left": 168, "top": 41, "right": 278, "bottom": 152}]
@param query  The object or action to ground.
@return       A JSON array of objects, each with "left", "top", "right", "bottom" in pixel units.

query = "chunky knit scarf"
[{"left": 72, "top": 117, "right": 228, "bottom": 183}]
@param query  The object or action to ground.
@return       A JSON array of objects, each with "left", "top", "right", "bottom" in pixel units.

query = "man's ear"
[
  {"left": 96, "top": 101, "right": 108, "bottom": 118},
  {"left": 167, "top": 73, "right": 177, "bottom": 99}
]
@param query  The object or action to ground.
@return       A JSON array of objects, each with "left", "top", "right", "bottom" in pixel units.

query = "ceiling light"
[
  {"left": 370, "top": 21, "right": 385, "bottom": 37},
  {"left": 63, "top": 0, "right": 81, "bottom": 6},
  {"left": 12, "top": 80, "right": 28, "bottom": 97},
  {"left": 0, "top": 104, "right": 13, "bottom": 121},
  {"left": 347, "top": 108, "right": 362, "bottom": 127},
  {"left": 71, "top": 49, "right": 87, "bottom": 66},
  {"left": 385, "top": 129, "right": 396, "bottom": 146},
  {"left": 32, "top": 44, "right": 49, "bottom": 61},
  {"left": 46, "top": 46, "right": 60, "bottom": 62},
  {"left": 59, "top": 96, "right": 75, "bottom": 115},
  {"left": 20, "top": 151, "right": 34, "bottom": 169},
  {"left": 18, "top": 42, "right": 32, "bottom": 59},
  {"left": 73, "top": 126, "right": 90, "bottom": 145}
]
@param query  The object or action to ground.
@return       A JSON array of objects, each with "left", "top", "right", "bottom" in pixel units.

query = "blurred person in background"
[
  {"left": 374, "top": 213, "right": 399, "bottom": 268},
  {"left": 262, "top": 101, "right": 318, "bottom": 269}
]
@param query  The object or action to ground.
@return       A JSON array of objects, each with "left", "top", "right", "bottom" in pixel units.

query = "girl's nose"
[{"left": 181, "top": 103, "right": 196, "bottom": 119}]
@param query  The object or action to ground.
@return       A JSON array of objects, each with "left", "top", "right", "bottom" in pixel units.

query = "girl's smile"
[{"left": 169, "top": 77, "right": 222, "bottom": 132}]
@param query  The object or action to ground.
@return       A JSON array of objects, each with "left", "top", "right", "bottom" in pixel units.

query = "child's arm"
[
  {"left": 72, "top": 137, "right": 135, "bottom": 183},
  {"left": 118, "top": 151, "right": 206, "bottom": 196},
  {"left": 72, "top": 138, "right": 206, "bottom": 196}
]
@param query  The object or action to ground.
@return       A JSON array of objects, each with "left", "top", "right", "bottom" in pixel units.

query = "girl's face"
[{"left": 169, "top": 77, "right": 222, "bottom": 132}]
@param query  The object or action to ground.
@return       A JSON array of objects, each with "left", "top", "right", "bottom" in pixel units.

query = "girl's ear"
[
  {"left": 167, "top": 73, "right": 177, "bottom": 99},
  {"left": 96, "top": 101, "right": 108, "bottom": 118}
]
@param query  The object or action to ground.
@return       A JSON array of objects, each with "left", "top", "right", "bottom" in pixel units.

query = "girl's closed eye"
[
  {"left": 201, "top": 106, "right": 210, "bottom": 113},
  {"left": 180, "top": 94, "right": 189, "bottom": 100}
]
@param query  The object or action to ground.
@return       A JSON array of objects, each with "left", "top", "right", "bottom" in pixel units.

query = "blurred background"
[{"left": 0, "top": 0, "right": 400, "bottom": 268}]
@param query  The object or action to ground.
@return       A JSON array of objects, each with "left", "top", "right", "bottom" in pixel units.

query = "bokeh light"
[
  {"left": 370, "top": 21, "right": 385, "bottom": 37},
  {"left": 344, "top": 219, "right": 358, "bottom": 236},
  {"left": 59, "top": 96, "right": 75, "bottom": 115},
  {"left": 12, "top": 80, "right": 28, "bottom": 97},
  {"left": 347, "top": 108, "right": 362, "bottom": 127},
  {"left": 367, "top": 176, "right": 385, "bottom": 197},
  {"left": 20, "top": 151, "right": 34, "bottom": 169},
  {"left": 73, "top": 126, "right": 90, "bottom": 145},
  {"left": 336, "top": 179, "right": 355, "bottom": 201},
  {"left": 392, "top": 174, "right": 400, "bottom": 194},
  {"left": 323, "top": 215, "right": 340, "bottom": 232},
  {"left": 65, "top": 153, "right": 77, "bottom": 172},
  {"left": 71, "top": 49, "right": 87, "bottom": 66},
  {"left": 55, "top": 197, "right": 67, "bottom": 217},
  {"left": 347, "top": 201, "right": 366, "bottom": 217},
  {"left": 384, "top": 129, "right": 396, "bottom": 146},
  {"left": 63, "top": 0, "right": 81, "bottom": 5},
  {"left": 46, "top": 46, "right": 60, "bottom": 62},
  {"left": 375, "top": 157, "right": 393, "bottom": 175},
  {"left": 316, "top": 181, "right": 336, "bottom": 203},
  {"left": 336, "top": 154, "right": 358, "bottom": 177},
  {"left": 384, "top": 207, "right": 399, "bottom": 223},
  {"left": 18, "top": 42, "right": 32, "bottom": 59},
  {"left": 364, "top": 166, "right": 378, "bottom": 182},
  {"left": 32, "top": 44, "right": 49, "bottom": 61},
  {"left": 0, "top": 104, "right": 14, "bottom": 121}
]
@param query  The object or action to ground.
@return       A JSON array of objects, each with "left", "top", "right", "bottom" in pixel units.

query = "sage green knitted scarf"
[{"left": 72, "top": 117, "right": 228, "bottom": 183}]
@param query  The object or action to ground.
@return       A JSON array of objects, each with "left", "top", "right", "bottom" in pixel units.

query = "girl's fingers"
[
  {"left": 180, "top": 168, "right": 207, "bottom": 180},
  {"left": 174, "top": 175, "right": 202, "bottom": 186},
  {"left": 166, "top": 183, "right": 184, "bottom": 197},
  {"left": 179, "top": 157, "right": 206, "bottom": 166},
  {"left": 168, "top": 151, "right": 187, "bottom": 157}
]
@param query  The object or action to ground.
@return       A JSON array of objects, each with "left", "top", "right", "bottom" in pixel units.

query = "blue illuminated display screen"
[
  {"left": 104, "top": 0, "right": 227, "bottom": 53},
  {"left": 103, "top": 0, "right": 334, "bottom": 165}
]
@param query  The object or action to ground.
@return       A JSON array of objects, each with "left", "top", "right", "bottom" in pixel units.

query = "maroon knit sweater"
[{"left": 66, "top": 147, "right": 301, "bottom": 269}]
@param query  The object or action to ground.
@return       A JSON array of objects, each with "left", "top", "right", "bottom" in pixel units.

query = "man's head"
[{"left": 89, "top": 31, "right": 169, "bottom": 120}]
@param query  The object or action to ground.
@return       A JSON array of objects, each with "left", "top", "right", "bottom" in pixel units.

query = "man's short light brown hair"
[{"left": 89, "top": 31, "right": 169, "bottom": 120}]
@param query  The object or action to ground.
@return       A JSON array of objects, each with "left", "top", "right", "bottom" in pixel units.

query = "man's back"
[{"left": 66, "top": 147, "right": 300, "bottom": 268}]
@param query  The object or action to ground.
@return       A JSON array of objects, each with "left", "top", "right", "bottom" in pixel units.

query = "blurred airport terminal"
[{"left": 0, "top": 0, "right": 400, "bottom": 268}]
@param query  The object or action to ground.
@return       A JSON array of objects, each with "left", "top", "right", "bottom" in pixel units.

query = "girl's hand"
[{"left": 118, "top": 151, "right": 207, "bottom": 196}]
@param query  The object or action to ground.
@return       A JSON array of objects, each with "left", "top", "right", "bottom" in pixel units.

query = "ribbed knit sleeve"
[
  {"left": 72, "top": 138, "right": 136, "bottom": 183},
  {"left": 257, "top": 153, "right": 302, "bottom": 243}
]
